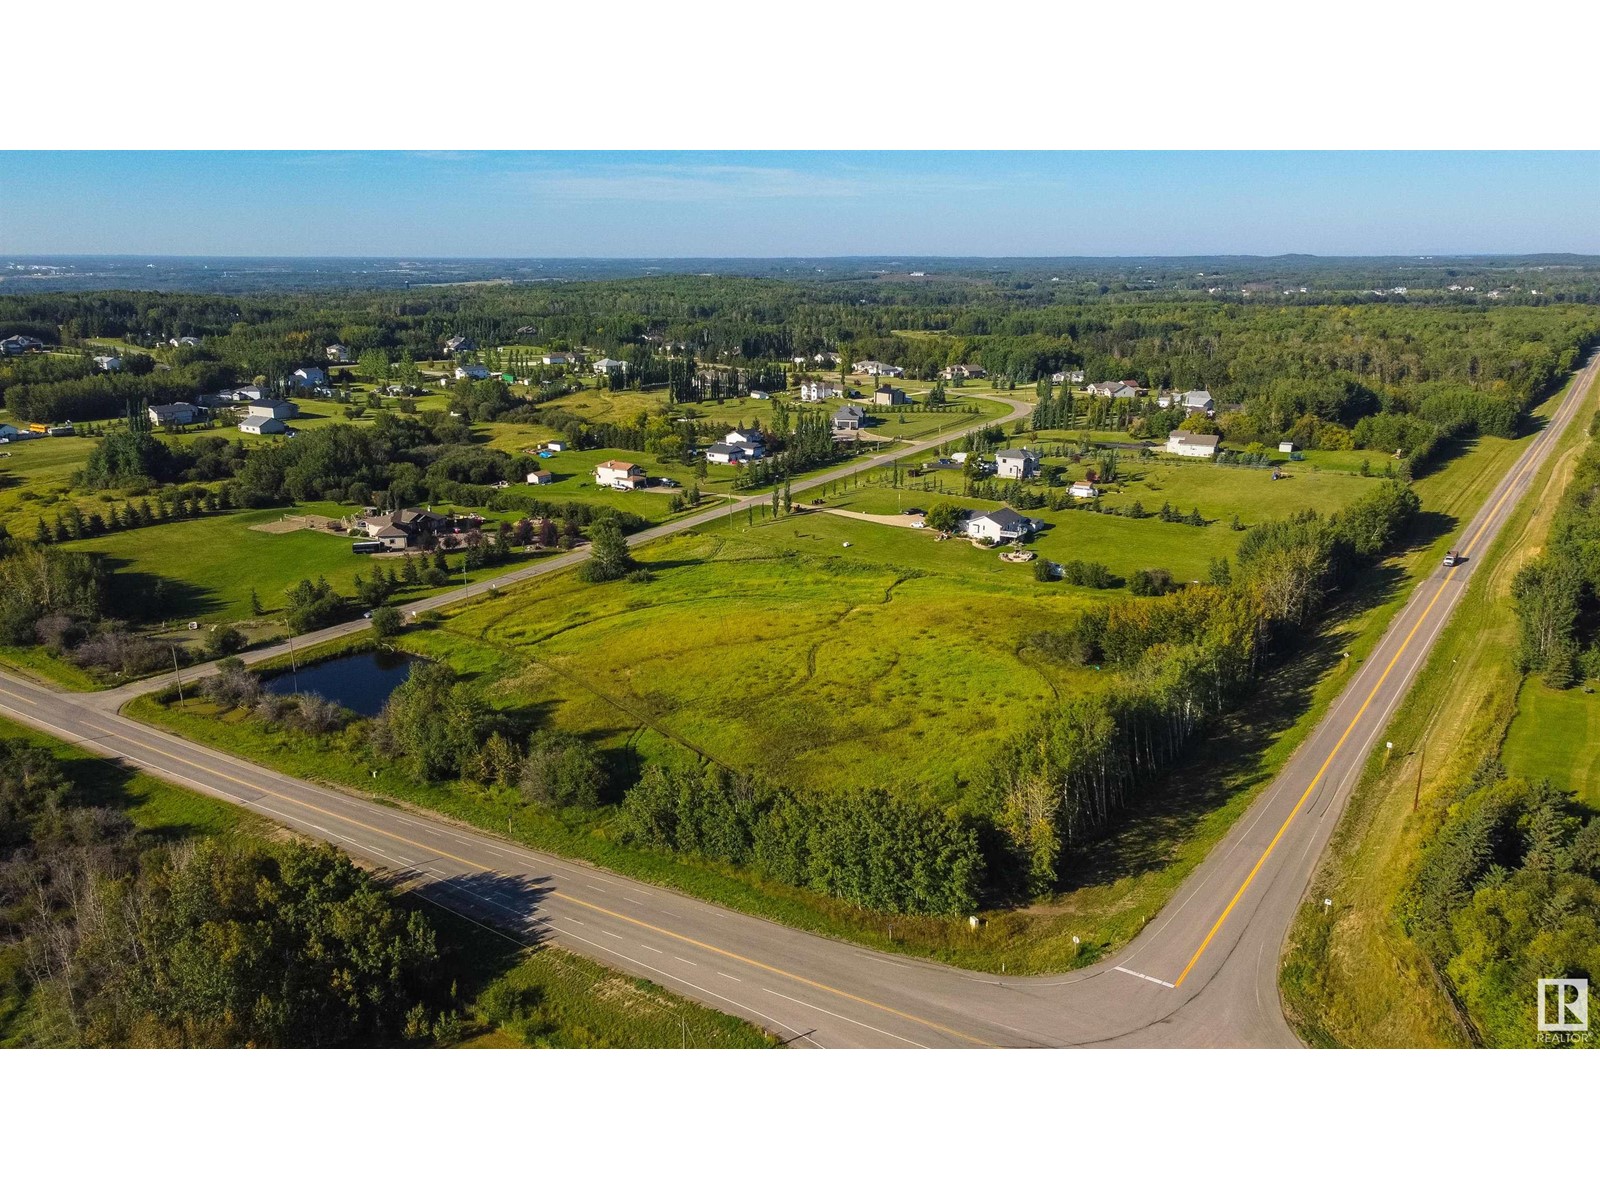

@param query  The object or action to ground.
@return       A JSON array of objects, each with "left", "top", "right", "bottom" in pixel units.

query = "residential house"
[
  {"left": 1069, "top": 481, "right": 1099, "bottom": 500},
  {"left": 1165, "top": 432, "right": 1220, "bottom": 459},
  {"left": 724, "top": 428, "right": 768, "bottom": 457},
  {"left": 1, "top": 335, "right": 45, "bottom": 355},
  {"left": 223, "top": 384, "right": 267, "bottom": 405},
  {"left": 455, "top": 364, "right": 490, "bottom": 380},
  {"left": 852, "top": 359, "right": 904, "bottom": 377},
  {"left": 353, "top": 507, "right": 482, "bottom": 547},
  {"left": 326, "top": 343, "right": 350, "bottom": 362},
  {"left": 239, "top": 415, "right": 287, "bottom": 436},
  {"left": 941, "top": 364, "right": 987, "bottom": 380},
  {"left": 246, "top": 400, "right": 298, "bottom": 422},
  {"left": 800, "top": 380, "right": 843, "bottom": 403},
  {"left": 93, "top": 354, "right": 122, "bottom": 372},
  {"left": 543, "top": 352, "right": 577, "bottom": 367},
  {"left": 872, "top": 384, "right": 908, "bottom": 406},
  {"left": 148, "top": 402, "right": 205, "bottom": 428},
  {"left": 993, "top": 448, "right": 1039, "bottom": 481},
  {"left": 814, "top": 352, "right": 839, "bottom": 366},
  {"left": 831, "top": 404, "right": 867, "bottom": 434},
  {"left": 542, "top": 440, "right": 566, "bottom": 452},
  {"left": 443, "top": 335, "right": 476, "bottom": 354},
  {"left": 1051, "top": 370, "right": 1085, "bottom": 385},
  {"left": 704, "top": 443, "right": 748, "bottom": 466},
  {"left": 595, "top": 460, "right": 646, "bottom": 489},
  {"left": 961, "top": 507, "right": 1037, "bottom": 543},
  {"left": 291, "top": 366, "right": 328, "bottom": 388},
  {"left": 1177, "top": 389, "right": 1214, "bottom": 415},
  {"left": 525, "top": 469, "right": 553, "bottom": 485},
  {"left": 1089, "top": 380, "right": 1143, "bottom": 400},
  {"left": 169, "top": 336, "right": 203, "bottom": 348},
  {"left": 592, "top": 357, "right": 629, "bottom": 375}
]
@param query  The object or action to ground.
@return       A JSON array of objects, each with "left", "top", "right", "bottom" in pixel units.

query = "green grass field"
[
  {"left": 1501, "top": 679, "right": 1600, "bottom": 803},
  {"left": 421, "top": 517, "right": 1100, "bottom": 800},
  {"left": 56, "top": 505, "right": 543, "bottom": 628}
]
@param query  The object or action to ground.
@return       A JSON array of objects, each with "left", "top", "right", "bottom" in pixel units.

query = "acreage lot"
[
  {"left": 413, "top": 518, "right": 1103, "bottom": 801},
  {"left": 56, "top": 506, "right": 536, "bottom": 627}
]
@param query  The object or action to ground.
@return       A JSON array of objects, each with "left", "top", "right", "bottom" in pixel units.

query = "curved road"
[{"left": 1, "top": 361, "right": 1593, "bottom": 1047}]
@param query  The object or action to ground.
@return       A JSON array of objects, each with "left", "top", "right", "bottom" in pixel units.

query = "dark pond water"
[{"left": 263, "top": 650, "right": 419, "bottom": 716}]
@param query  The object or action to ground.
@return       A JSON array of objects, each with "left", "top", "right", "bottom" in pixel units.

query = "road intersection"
[{"left": 2, "top": 359, "right": 1593, "bottom": 1046}]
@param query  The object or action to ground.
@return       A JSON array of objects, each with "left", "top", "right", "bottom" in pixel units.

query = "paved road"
[
  {"left": 83, "top": 395, "right": 1033, "bottom": 710},
  {"left": 1, "top": 360, "right": 1592, "bottom": 1046}
]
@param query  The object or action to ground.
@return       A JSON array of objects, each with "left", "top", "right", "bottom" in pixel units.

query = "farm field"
[{"left": 414, "top": 518, "right": 1101, "bottom": 801}]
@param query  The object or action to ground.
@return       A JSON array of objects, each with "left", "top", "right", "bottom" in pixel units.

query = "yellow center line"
[
  {"left": 2, "top": 690, "right": 995, "bottom": 1048},
  {"left": 1172, "top": 363, "right": 1591, "bottom": 988}
]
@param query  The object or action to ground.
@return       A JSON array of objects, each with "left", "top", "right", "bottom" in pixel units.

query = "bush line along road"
[{"left": 1, "top": 364, "right": 1593, "bottom": 1047}]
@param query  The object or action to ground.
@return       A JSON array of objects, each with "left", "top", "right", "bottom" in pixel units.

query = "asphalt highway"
[{"left": 1, "top": 360, "right": 1592, "bottom": 1047}]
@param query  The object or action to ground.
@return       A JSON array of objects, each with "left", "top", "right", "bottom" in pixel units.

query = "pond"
[{"left": 263, "top": 649, "right": 419, "bottom": 717}]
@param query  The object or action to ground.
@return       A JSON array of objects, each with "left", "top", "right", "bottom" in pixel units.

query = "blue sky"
[{"left": 3, "top": 151, "right": 1597, "bottom": 257}]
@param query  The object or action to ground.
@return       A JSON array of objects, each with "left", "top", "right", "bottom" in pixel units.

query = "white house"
[
  {"left": 169, "top": 336, "right": 203, "bottom": 348},
  {"left": 1051, "top": 370, "right": 1085, "bottom": 385},
  {"left": 595, "top": 460, "right": 646, "bottom": 489},
  {"left": 246, "top": 400, "right": 298, "bottom": 422},
  {"left": 292, "top": 366, "right": 328, "bottom": 388},
  {"left": 526, "top": 469, "right": 553, "bottom": 485},
  {"left": 239, "top": 415, "right": 286, "bottom": 436},
  {"left": 1278, "top": 441, "right": 1297, "bottom": 454},
  {"left": 543, "top": 352, "right": 577, "bottom": 366},
  {"left": 326, "top": 343, "right": 350, "bottom": 362},
  {"left": 1165, "top": 432, "right": 1220, "bottom": 459},
  {"left": 872, "top": 385, "right": 908, "bottom": 406},
  {"left": 455, "top": 364, "right": 490, "bottom": 380},
  {"left": 800, "top": 380, "right": 843, "bottom": 403},
  {"left": 941, "top": 364, "right": 987, "bottom": 380},
  {"left": 994, "top": 449, "right": 1039, "bottom": 481},
  {"left": 1178, "top": 389, "right": 1214, "bottom": 415},
  {"left": 592, "top": 358, "right": 629, "bottom": 375},
  {"left": 749, "top": 389, "right": 770, "bottom": 400},
  {"left": 724, "top": 428, "right": 767, "bottom": 456},
  {"left": 704, "top": 443, "right": 748, "bottom": 466},
  {"left": 852, "top": 360, "right": 904, "bottom": 377},
  {"left": 1068, "top": 481, "right": 1099, "bottom": 500},
  {"left": 93, "top": 354, "right": 122, "bottom": 372},
  {"left": 962, "top": 507, "right": 1037, "bottom": 543},
  {"left": 542, "top": 440, "right": 566, "bottom": 453},
  {"left": 148, "top": 402, "right": 204, "bottom": 428}
]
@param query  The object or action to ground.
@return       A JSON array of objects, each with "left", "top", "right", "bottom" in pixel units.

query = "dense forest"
[{"left": 0, "top": 734, "right": 463, "bottom": 1047}]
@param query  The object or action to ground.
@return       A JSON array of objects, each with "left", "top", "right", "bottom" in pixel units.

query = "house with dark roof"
[{"left": 832, "top": 404, "right": 867, "bottom": 433}]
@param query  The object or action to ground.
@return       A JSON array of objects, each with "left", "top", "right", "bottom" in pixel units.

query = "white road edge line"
[{"left": 1113, "top": 965, "right": 1176, "bottom": 990}]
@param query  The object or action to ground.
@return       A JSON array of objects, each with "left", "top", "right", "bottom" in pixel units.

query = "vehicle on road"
[{"left": 1443, "top": 549, "right": 1462, "bottom": 567}]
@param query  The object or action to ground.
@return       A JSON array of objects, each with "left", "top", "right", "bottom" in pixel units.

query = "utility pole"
[
  {"left": 1412, "top": 743, "right": 1426, "bottom": 814},
  {"left": 288, "top": 633, "right": 299, "bottom": 693},
  {"left": 171, "top": 644, "right": 184, "bottom": 704}
]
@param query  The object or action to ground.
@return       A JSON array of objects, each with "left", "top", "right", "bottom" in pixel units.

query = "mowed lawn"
[
  {"left": 1501, "top": 679, "right": 1600, "bottom": 809},
  {"left": 421, "top": 519, "right": 1101, "bottom": 801}
]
